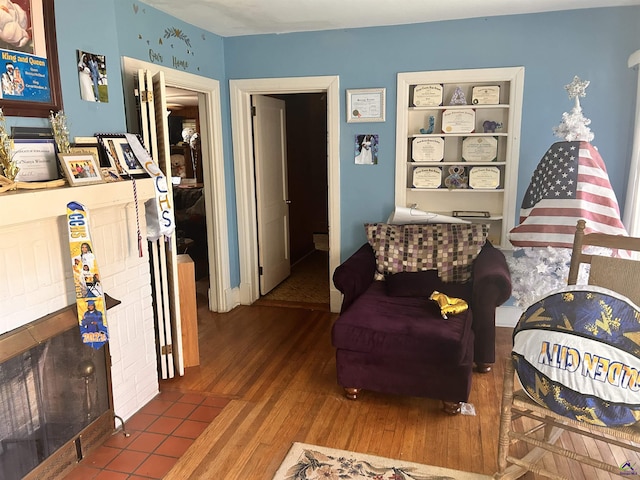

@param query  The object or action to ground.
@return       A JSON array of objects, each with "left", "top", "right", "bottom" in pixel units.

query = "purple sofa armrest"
[
  {"left": 333, "top": 243, "right": 376, "bottom": 313},
  {"left": 470, "top": 241, "right": 512, "bottom": 365}
]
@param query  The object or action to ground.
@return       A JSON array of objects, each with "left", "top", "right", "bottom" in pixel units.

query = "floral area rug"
[{"left": 272, "top": 442, "right": 491, "bottom": 480}]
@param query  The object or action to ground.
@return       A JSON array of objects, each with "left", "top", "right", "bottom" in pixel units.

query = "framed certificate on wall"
[{"left": 346, "top": 88, "right": 386, "bottom": 123}]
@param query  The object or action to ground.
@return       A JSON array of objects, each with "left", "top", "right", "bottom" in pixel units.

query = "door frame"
[
  {"left": 121, "top": 57, "right": 232, "bottom": 312},
  {"left": 229, "top": 76, "right": 342, "bottom": 312}
]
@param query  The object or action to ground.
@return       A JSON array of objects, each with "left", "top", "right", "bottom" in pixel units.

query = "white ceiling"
[{"left": 142, "top": 0, "right": 640, "bottom": 37}]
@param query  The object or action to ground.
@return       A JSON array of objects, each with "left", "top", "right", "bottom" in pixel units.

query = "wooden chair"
[{"left": 495, "top": 219, "right": 640, "bottom": 479}]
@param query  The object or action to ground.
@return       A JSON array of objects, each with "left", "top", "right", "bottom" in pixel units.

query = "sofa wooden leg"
[
  {"left": 344, "top": 388, "right": 360, "bottom": 400},
  {"left": 475, "top": 363, "right": 492, "bottom": 373},
  {"left": 442, "top": 401, "right": 462, "bottom": 415}
]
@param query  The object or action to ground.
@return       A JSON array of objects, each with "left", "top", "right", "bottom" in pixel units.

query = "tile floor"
[{"left": 62, "top": 390, "right": 230, "bottom": 480}]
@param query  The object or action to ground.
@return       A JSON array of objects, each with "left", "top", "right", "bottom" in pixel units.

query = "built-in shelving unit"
[{"left": 395, "top": 67, "right": 525, "bottom": 248}]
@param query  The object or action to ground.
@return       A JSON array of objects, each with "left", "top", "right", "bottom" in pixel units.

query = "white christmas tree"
[
  {"left": 509, "top": 75, "right": 595, "bottom": 308},
  {"left": 552, "top": 75, "right": 594, "bottom": 142}
]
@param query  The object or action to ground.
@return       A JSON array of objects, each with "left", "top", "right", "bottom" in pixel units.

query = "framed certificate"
[
  {"left": 412, "top": 167, "right": 442, "bottom": 188},
  {"left": 462, "top": 136, "right": 498, "bottom": 162},
  {"left": 412, "top": 137, "right": 444, "bottom": 162},
  {"left": 346, "top": 88, "right": 385, "bottom": 123},
  {"left": 469, "top": 166, "right": 501, "bottom": 189},
  {"left": 442, "top": 109, "right": 475, "bottom": 133},
  {"left": 11, "top": 138, "right": 59, "bottom": 182},
  {"left": 472, "top": 86, "right": 500, "bottom": 105},
  {"left": 412, "top": 84, "right": 443, "bottom": 107}
]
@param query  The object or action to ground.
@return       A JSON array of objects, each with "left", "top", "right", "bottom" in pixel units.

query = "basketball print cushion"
[{"left": 512, "top": 285, "right": 640, "bottom": 427}]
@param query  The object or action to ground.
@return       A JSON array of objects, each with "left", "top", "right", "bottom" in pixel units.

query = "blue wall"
[
  {"left": 225, "top": 7, "right": 640, "bottom": 257},
  {"left": 112, "top": 0, "right": 240, "bottom": 286},
  {"left": 3, "top": 2, "right": 639, "bottom": 290},
  {"left": 38, "top": 0, "right": 241, "bottom": 287}
]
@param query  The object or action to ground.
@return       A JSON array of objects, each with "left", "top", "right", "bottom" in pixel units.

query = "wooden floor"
[{"left": 160, "top": 294, "right": 638, "bottom": 479}]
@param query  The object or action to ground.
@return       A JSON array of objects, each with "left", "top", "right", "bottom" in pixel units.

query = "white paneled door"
[
  {"left": 252, "top": 95, "right": 291, "bottom": 295},
  {"left": 137, "top": 69, "right": 184, "bottom": 379}
]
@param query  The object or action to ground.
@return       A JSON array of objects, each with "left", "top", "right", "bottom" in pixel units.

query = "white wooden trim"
[
  {"left": 229, "top": 76, "right": 342, "bottom": 313},
  {"left": 624, "top": 50, "right": 640, "bottom": 236},
  {"left": 121, "top": 57, "right": 231, "bottom": 312}
]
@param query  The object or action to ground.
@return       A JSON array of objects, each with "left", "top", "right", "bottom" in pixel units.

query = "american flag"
[{"left": 509, "top": 141, "right": 627, "bottom": 248}]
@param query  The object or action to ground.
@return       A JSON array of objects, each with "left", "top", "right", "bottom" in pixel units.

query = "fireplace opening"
[{"left": 0, "top": 307, "right": 112, "bottom": 480}]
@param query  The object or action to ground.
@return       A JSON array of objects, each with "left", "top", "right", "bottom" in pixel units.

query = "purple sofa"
[{"left": 331, "top": 241, "right": 512, "bottom": 413}]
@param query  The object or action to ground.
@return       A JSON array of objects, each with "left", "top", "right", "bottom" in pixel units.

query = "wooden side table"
[{"left": 177, "top": 254, "right": 200, "bottom": 367}]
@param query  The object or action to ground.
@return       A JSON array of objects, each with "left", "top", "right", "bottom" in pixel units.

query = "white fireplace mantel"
[
  {"left": 0, "top": 177, "right": 159, "bottom": 422},
  {"left": 1, "top": 178, "right": 155, "bottom": 227}
]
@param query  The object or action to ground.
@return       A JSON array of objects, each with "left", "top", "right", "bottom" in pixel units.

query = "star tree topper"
[
  {"left": 553, "top": 75, "right": 594, "bottom": 142},
  {"left": 565, "top": 75, "right": 590, "bottom": 106}
]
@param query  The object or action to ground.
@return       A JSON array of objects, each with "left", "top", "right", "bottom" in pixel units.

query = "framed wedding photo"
[
  {"left": 60, "top": 153, "right": 104, "bottom": 186},
  {"left": 346, "top": 88, "right": 386, "bottom": 123},
  {"left": 0, "top": 0, "right": 62, "bottom": 117}
]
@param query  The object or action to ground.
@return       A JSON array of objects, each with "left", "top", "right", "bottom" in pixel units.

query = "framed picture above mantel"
[{"left": 0, "top": 0, "right": 63, "bottom": 118}]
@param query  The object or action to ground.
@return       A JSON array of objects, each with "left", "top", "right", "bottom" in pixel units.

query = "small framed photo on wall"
[
  {"left": 354, "top": 134, "right": 379, "bottom": 165},
  {"left": 77, "top": 50, "right": 108, "bottom": 103}
]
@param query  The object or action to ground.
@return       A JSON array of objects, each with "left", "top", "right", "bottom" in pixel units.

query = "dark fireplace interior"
[{"left": 0, "top": 307, "right": 111, "bottom": 480}]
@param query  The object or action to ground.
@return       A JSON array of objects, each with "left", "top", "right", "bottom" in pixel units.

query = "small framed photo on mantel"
[
  {"left": 96, "top": 133, "right": 147, "bottom": 177},
  {"left": 59, "top": 153, "right": 104, "bottom": 186}
]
